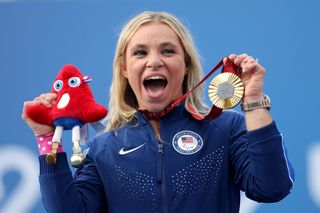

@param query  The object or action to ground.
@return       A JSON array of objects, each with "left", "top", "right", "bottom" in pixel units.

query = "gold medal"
[{"left": 208, "top": 72, "right": 244, "bottom": 109}]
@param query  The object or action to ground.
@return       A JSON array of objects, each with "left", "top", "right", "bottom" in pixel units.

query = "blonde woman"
[{"left": 23, "top": 11, "right": 294, "bottom": 212}]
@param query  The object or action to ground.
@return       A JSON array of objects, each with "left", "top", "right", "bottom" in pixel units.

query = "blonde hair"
[{"left": 106, "top": 11, "right": 209, "bottom": 130}]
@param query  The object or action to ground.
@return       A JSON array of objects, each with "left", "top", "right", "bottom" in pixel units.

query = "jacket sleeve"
[
  {"left": 229, "top": 115, "right": 295, "bottom": 202},
  {"left": 38, "top": 152, "right": 107, "bottom": 213}
]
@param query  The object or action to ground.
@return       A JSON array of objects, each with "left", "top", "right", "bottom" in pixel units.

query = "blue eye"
[
  {"left": 68, "top": 77, "right": 81, "bottom": 87},
  {"left": 53, "top": 80, "right": 63, "bottom": 92},
  {"left": 162, "top": 49, "right": 175, "bottom": 54},
  {"left": 133, "top": 49, "right": 147, "bottom": 57}
]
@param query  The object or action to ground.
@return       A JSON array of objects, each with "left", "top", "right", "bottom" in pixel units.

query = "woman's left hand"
[{"left": 224, "top": 53, "right": 265, "bottom": 101}]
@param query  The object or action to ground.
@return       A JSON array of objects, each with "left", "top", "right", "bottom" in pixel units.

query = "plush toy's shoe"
[{"left": 70, "top": 152, "right": 85, "bottom": 168}]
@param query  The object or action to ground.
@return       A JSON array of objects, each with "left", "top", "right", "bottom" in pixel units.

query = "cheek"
[
  {"left": 126, "top": 60, "right": 146, "bottom": 81},
  {"left": 172, "top": 62, "right": 187, "bottom": 81},
  {"left": 126, "top": 71, "right": 141, "bottom": 93},
  {"left": 123, "top": 62, "right": 134, "bottom": 79},
  {"left": 125, "top": 60, "right": 144, "bottom": 75},
  {"left": 126, "top": 73, "right": 137, "bottom": 87},
  {"left": 170, "top": 68, "right": 187, "bottom": 95}
]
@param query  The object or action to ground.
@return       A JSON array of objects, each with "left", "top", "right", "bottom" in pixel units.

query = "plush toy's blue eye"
[
  {"left": 68, "top": 77, "right": 81, "bottom": 87},
  {"left": 53, "top": 80, "right": 63, "bottom": 92}
]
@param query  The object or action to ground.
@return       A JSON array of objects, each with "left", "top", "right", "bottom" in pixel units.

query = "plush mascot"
[{"left": 26, "top": 64, "right": 108, "bottom": 167}]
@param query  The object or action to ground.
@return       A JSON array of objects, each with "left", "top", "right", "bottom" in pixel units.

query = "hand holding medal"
[
  {"left": 209, "top": 53, "right": 266, "bottom": 111},
  {"left": 227, "top": 53, "right": 265, "bottom": 102}
]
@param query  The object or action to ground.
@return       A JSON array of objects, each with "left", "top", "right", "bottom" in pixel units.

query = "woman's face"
[{"left": 123, "top": 22, "right": 187, "bottom": 112}]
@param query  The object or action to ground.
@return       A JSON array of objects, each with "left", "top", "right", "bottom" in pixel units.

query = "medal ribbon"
[{"left": 141, "top": 58, "right": 241, "bottom": 120}]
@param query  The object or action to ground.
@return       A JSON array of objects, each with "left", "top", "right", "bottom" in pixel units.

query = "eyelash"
[
  {"left": 133, "top": 50, "right": 147, "bottom": 56},
  {"left": 162, "top": 49, "right": 175, "bottom": 54},
  {"left": 132, "top": 49, "right": 175, "bottom": 57}
]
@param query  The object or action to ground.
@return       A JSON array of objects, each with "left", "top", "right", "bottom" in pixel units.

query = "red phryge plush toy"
[{"left": 26, "top": 64, "right": 108, "bottom": 167}]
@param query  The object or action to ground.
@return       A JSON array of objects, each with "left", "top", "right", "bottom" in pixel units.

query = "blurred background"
[{"left": 0, "top": 0, "right": 319, "bottom": 212}]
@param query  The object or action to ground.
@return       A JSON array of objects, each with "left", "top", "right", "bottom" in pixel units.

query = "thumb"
[{"left": 223, "top": 57, "right": 228, "bottom": 65}]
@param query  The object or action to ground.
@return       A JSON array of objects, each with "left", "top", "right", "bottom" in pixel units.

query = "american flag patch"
[
  {"left": 172, "top": 130, "right": 203, "bottom": 155},
  {"left": 181, "top": 136, "right": 193, "bottom": 143}
]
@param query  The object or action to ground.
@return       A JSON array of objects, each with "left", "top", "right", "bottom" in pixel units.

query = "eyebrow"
[
  {"left": 130, "top": 42, "right": 178, "bottom": 50},
  {"left": 160, "top": 42, "right": 178, "bottom": 49},
  {"left": 131, "top": 44, "right": 147, "bottom": 50}
]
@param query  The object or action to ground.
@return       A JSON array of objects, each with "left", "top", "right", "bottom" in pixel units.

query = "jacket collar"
[{"left": 135, "top": 102, "right": 190, "bottom": 126}]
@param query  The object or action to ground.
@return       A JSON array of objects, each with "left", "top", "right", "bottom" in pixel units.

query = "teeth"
[{"left": 147, "top": 76, "right": 165, "bottom": 80}]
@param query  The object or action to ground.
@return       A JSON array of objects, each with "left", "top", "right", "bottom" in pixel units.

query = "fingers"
[
  {"left": 22, "top": 93, "right": 56, "bottom": 121},
  {"left": 22, "top": 101, "right": 34, "bottom": 121},
  {"left": 227, "top": 53, "right": 248, "bottom": 67},
  {"left": 34, "top": 93, "right": 57, "bottom": 108},
  {"left": 228, "top": 54, "right": 238, "bottom": 62},
  {"left": 227, "top": 53, "right": 264, "bottom": 72},
  {"left": 22, "top": 93, "right": 56, "bottom": 136},
  {"left": 223, "top": 54, "right": 237, "bottom": 65},
  {"left": 240, "top": 56, "right": 258, "bottom": 72}
]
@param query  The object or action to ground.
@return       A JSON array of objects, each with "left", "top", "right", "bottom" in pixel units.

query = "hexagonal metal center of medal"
[{"left": 217, "top": 81, "right": 234, "bottom": 100}]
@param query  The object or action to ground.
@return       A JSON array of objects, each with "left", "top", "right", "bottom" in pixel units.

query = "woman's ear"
[
  {"left": 185, "top": 66, "right": 188, "bottom": 76},
  {"left": 121, "top": 64, "right": 128, "bottom": 78}
]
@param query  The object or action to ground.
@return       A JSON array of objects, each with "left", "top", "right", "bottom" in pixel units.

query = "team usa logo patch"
[{"left": 172, "top": 130, "right": 203, "bottom": 155}]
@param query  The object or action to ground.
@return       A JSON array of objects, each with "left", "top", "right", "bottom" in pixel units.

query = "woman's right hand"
[{"left": 22, "top": 93, "right": 57, "bottom": 136}]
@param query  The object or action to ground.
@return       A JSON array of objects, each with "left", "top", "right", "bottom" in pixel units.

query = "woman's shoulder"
[
  {"left": 88, "top": 123, "right": 132, "bottom": 146},
  {"left": 86, "top": 129, "right": 117, "bottom": 149}
]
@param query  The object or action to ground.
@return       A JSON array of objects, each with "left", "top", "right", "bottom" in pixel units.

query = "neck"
[{"left": 149, "top": 120, "right": 161, "bottom": 140}]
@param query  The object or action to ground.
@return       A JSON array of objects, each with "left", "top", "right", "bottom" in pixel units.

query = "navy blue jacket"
[{"left": 39, "top": 104, "right": 294, "bottom": 213}]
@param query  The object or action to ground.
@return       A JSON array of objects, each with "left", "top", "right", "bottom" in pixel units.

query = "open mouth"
[
  {"left": 143, "top": 75, "right": 168, "bottom": 95},
  {"left": 57, "top": 93, "right": 70, "bottom": 109}
]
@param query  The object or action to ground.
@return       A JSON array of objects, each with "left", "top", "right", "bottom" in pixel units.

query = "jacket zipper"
[
  {"left": 156, "top": 143, "right": 163, "bottom": 182},
  {"left": 157, "top": 142, "right": 168, "bottom": 213},
  {"left": 146, "top": 119, "right": 168, "bottom": 213}
]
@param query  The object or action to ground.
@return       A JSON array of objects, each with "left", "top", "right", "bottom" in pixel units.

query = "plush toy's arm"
[
  {"left": 81, "top": 102, "right": 108, "bottom": 124},
  {"left": 25, "top": 104, "right": 53, "bottom": 126}
]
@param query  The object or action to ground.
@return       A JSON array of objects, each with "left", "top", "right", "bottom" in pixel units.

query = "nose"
[{"left": 146, "top": 51, "right": 164, "bottom": 70}]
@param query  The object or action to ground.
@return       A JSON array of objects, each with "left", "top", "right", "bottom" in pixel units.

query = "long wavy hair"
[{"left": 106, "top": 11, "right": 209, "bottom": 130}]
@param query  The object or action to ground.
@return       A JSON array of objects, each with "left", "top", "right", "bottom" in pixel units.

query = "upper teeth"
[{"left": 147, "top": 76, "right": 165, "bottom": 80}]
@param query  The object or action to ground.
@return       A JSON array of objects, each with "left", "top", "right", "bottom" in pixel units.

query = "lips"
[{"left": 143, "top": 75, "right": 168, "bottom": 97}]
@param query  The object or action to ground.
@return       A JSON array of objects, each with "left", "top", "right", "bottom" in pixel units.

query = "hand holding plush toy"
[{"left": 25, "top": 64, "right": 108, "bottom": 167}]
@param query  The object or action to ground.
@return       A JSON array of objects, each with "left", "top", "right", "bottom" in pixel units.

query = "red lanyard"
[{"left": 141, "top": 58, "right": 241, "bottom": 120}]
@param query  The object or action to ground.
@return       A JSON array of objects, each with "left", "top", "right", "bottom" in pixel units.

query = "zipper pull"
[{"left": 158, "top": 143, "right": 163, "bottom": 154}]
